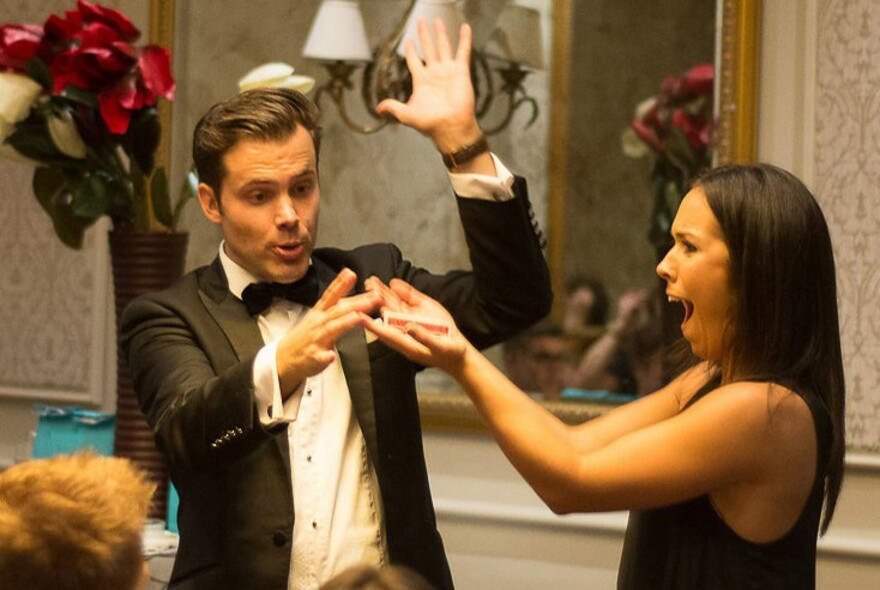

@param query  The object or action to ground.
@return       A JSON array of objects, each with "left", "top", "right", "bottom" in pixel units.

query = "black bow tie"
[{"left": 241, "top": 266, "right": 320, "bottom": 315}]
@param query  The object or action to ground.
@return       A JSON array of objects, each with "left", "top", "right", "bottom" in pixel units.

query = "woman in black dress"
[{"left": 363, "top": 163, "right": 845, "bottom": 589}]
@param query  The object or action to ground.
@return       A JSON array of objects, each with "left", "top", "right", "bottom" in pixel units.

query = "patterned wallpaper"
[
  {"left": 0, "top": 163, "right": 100, "bottom": 397},
  {"left": 815, "top": 0, "right": 880, "bottom": 451},
  {"left": 1, "top": 0, "right": 878, "bottom": 452}
]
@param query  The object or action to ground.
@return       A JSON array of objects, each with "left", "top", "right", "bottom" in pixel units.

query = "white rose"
[
  {"left": 633, "top": 96, "right": 657, "bottom": 120},
  {"left": 621, "top": 127, "right": 649, "bottom": 159},
  {"left": 238, "top": 62, "right": 315, "bottom": 94},
  {"left": 47, "top": 109, "right": 87, "bottom": 159},
  {"left": 0, "top": 72, "right": 42, "bottom": 141}
]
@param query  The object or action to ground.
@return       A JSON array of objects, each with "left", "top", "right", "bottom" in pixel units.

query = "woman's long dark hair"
[{"left": 694, "top": 164, "right": 845, "bottom": 535}]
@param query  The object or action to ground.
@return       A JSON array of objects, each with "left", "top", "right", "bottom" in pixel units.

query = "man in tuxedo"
[{"left": 120, "top": 21, "right": 550, "bottom": 590}]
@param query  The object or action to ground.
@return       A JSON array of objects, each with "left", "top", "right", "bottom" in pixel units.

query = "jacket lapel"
[
  {"left": 197, "top": 256, "right": 379, "bottom": 470},
  {"left": 337, "top": 327, "right": 379, "bottom": 469},
  {"left": 197, "top": 258, "right": 265, "bottom": 360},
  {"left": 313, "top": 257, "right": 380, "bottom": 469}
]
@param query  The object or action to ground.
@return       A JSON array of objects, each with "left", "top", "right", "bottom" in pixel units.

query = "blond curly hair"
[{"left": 0, "top": 452, "right": 155, "bottom": 590}]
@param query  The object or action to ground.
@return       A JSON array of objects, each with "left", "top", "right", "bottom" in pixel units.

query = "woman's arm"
[{"left": 363, "top": 280, "right": 783, "bottom": 515}]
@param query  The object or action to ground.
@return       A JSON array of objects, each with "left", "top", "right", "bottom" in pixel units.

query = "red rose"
[
  {"left": 77, "top": 0, "right": 140, "bottom": 41},
  {"left": 631, "top": 119, "right": 666, "bottom": 153},
  {"left": 0, "top": 24, "right": 46, "bottom": 72},
  {"left": 96, "top": 45, "right": 173, "bottom": 134},
  {"left": 43, "top": 10, "right": 83, "bottom": 44},
  {"left": 681, "top": 64, "right": 713, "bottom": 97},
  {"left": 138, "top": 45, "right": 175, "bottom": 101},
  {"left": 671, "top": 109, "right": 708, "bottom": 151},
  {"left": 659, "top": 75, "right": 683, "bottom": 100}
]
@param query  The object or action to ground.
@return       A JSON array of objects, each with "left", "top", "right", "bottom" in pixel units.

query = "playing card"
[{"left": 382, "top": 310, "right": 450, "bottom": 336}]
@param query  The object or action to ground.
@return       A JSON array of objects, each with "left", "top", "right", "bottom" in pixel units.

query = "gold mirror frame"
[
  {"left": 149, "top": 0, "right": 175, "bottom": 177},
  {"left": 419, "top": 0, "right": 762, "bottom": 433},
  {"left": 149, "top": 0, "right": 760, "bottom": 434}
]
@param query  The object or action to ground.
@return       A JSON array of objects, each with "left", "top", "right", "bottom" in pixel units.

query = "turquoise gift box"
[{"left": 31, "top": 405, "right": 115, "bottom": 458}]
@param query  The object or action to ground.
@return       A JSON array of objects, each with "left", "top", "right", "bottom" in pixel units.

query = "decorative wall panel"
[
  {"left": 815, "top": 0, "right": 880, "bottom": 450},
  {"left": 0, "top": 163, "right": 106, "bottom": 402}
]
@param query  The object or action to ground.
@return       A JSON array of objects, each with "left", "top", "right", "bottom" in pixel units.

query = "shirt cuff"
[
  {"left": 448, "top": 153, "right": 515, "bottom": 202},
  {"left": 253, "top": 341, "right": 302, "bottom": 424}
]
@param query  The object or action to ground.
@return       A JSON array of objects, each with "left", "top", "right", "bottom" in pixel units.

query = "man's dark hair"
[{"left": 192, "top": 87, "right": 322, "bottom": 198}]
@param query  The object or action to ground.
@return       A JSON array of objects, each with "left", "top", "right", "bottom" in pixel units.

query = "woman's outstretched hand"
[{"left": 362, "top": 278, "right": 470, "bottom": 374}]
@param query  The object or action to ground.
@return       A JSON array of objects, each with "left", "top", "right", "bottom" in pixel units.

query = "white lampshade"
[
  {"left": 303, "top": 0, "right": 372, "bottom": 62},
  {"left": 396, "top": 0, "right": 465, "bottom": 58},
  {"left": 483, "top": 4, "right": 544, "bottom": 69}
]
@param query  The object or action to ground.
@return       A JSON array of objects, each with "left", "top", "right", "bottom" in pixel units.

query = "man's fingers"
[
  {"left": 314, "top": 268, "right": 357, "bottom": 311},
  {"left": 376, "top": 97, "right": 407, "bottom": 122},
  {"left": 321, "top": 311, "right": 366, "bottom": 345},
  {"left": 416, "top": 18, "right": 438, "bottom": 62},
  {"left": 402, "top": 38, "right": 425, "bottom": 79},
  {"left": 453, "top": 23, "right": 472, "bottom": 63},
  {"left": 433, "top": 18, "right": 453, "bottom": 60},
  {"left": 315, "top": 291, "right": 380, "bottom": 324}
]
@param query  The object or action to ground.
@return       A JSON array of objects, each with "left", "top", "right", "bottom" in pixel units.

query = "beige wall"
[
  {"left": 757, "top": 0, "right": 880, "bottom": 452},
  {"left": 0, "top": 0, "right": 878, "bottom": 586}
]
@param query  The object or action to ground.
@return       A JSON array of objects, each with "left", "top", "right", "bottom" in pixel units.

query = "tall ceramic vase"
[{"left": 109, "top": 230, "right": 188, "bottom": 519}]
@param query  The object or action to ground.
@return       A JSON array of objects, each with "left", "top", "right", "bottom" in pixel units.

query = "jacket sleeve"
[
  {"left": 412, "top": 175, "right": 552, "bottom": 349},
  {"left": 322, "top": 176, "right": 552, "bottom": 350},
  {"left": 119, "top": 282, "right": 281, "bottom": 471}
]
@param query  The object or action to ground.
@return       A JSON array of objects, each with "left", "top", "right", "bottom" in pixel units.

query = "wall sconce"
[{"left": 303, "top": 0, "right": 543, "bottom": 135}]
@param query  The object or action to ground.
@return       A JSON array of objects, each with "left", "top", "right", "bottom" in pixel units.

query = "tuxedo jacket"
[{"left": 120, "top": 179, "right": 551, "bottom": 590}]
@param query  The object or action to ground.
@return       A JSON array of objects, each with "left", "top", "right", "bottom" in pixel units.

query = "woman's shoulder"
[{"left": 694, "top": 380, "right": 815, "bottom": 439}]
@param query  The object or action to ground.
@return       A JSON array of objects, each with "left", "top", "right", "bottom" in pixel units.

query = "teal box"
[
  {"left": 167, "top": 482, "right": 179, "bottom": 533},
  {"left": 31, "top": 405, "right": 115, "bottom": 458}
]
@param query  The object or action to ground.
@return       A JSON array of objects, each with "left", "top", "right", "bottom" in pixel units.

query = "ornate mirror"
[{"left": 418, "top": 0, "right": 761, "bottom": 432}]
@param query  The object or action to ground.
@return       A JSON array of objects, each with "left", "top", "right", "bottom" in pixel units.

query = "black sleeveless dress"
[{"left": 617, "top": 385, "right": 831, "bottom": 590}]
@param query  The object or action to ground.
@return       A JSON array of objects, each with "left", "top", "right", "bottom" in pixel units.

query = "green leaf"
[
  {"left": 32, "top": 167, "right": 90, "bottom": 249},
  {"left": 6, "top": 117, "right": 66, "bottom": 163},
  {"left": 33, "top": 167, "right": 67, "bottom": 213},
  {"left": 666, "top": 127, "right": 697, "bottom": 178},
  {"left": 70, "top": 174, "right": 110, "bottom": 219},
  {"left": 150, "top": 166, "right": 172, "bottom": 227},
  {"left": 172, "top": 167, "right": 199, "bottom": 229},
  {"left": 60, "top": 86, "right": 99, "bottom": 109},
  {"left": 124, "top": 108, "right": 160, "bottom": 175},
  {"left": 25, "top": 58, "right": 53, "bottom": 90}
]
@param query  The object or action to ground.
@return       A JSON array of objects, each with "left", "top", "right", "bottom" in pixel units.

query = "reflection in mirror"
[
  {"left": 513, "top": 0, "right": 717, "bottom": 402},
  {"left": 420, "top": 0, "right": 761, "bottom": 431}
]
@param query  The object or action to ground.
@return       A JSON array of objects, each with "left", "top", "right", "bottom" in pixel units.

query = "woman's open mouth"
[{"left": 668, "top": 295, "right": 694, "bottom": 325}]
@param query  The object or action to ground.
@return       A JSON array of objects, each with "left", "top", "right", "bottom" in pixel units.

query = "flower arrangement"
[
  {"left": 621, "top": 63, "right": 714, "bottom": 248},
  {"left": 0, "top": 1, "right": 175, "bottom": 248}
]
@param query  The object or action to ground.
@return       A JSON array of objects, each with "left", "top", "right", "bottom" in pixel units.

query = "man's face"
[
  {"left": 198, "top": 127, "right": 319, "bottom": 283},
  {"left": 523, "top": 335, "right": 574, "bottom": 399}
]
